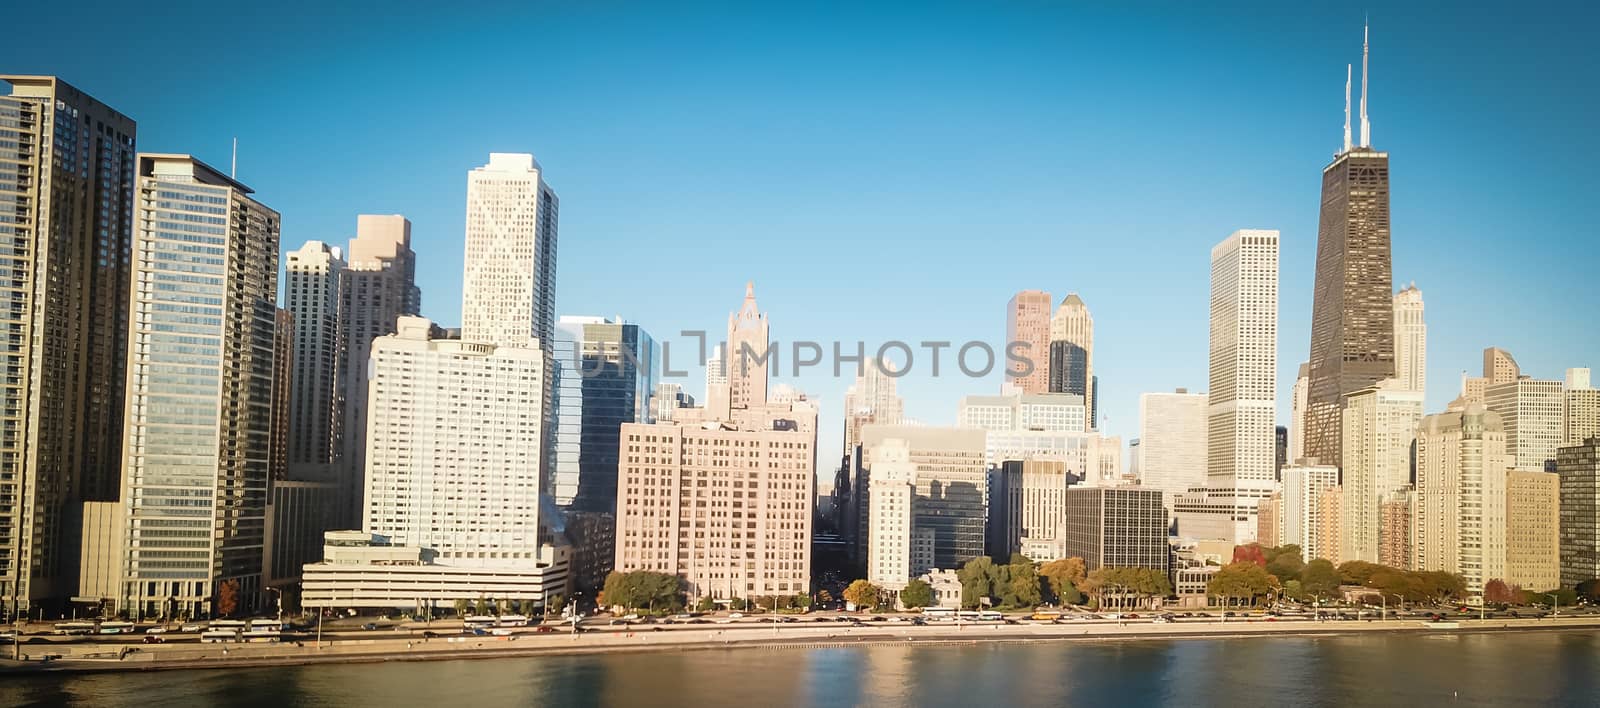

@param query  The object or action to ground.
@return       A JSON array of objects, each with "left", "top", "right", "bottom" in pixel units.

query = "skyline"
[{"left": 5, "top": 3, "right": 1595, "bottom": 465}]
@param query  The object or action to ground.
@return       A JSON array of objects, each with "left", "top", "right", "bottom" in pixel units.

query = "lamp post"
[{"left": 1544, "top": 593, "right": 1560, "bottom": 618}]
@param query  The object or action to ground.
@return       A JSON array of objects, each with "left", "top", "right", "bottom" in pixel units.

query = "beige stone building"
[
  {"left": 1314, "top": 486, "right": 1344, "bottom": 566},
  {"left": 614, "top": 402, "right": 815, "bottom": 600},
  {"left": 1256, "top": 493, "right": 1282, "bottom": 548},
  {"left": 1340, "top": 380, "right": 1423, "bottom": 564},
  {"left": 1461, "top": 347, "right": 1520, "bottom": 405},
  {"left": 1505, "top": 469, "right": 1559, "bottom": 592},
  {"left": 1414, "top": 402, "right": 1509, "bottom": 598}
]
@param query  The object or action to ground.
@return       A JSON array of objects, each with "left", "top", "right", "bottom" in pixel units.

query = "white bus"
[
  {"left": 209, "top": 619, "right": 248, "bottom": 631},
  {"left": 98, "top": 621, "right": 136, "bottom": 634},
  {"left": 921, "top": 607, "right": 956, "bottom": 619},
  {"left": 247, "top": 619, "right": 283, "bottom": 632},
  {"left": 201, "top": 629, "right": 241, "bottom": 643},
  {"left": 463, "top": 615, "right": 497, "bottom": 630},
  {"left": 53, "top": 621, "right": 97, "bottom": 636},
  {"left": 496, "top": 615, "right": 530, "bottom": 627},
  {"left": 242, "top": 630, "right": 282, "bottom": 643}
]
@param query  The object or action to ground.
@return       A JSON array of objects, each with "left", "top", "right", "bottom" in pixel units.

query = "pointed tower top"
[
  {"left": 1359, "top": 19, "right": 1371, "bottom": 147},
  {"left": 745, "top": 280, "right": 754, "bottom": 299},
  {"left": 1342, "top": 64, "right": 1353, "bottom": 154}
]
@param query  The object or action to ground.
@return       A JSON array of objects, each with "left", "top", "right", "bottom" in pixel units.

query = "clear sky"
[{"left": 7, "top": 1, "right": 1596, "bottom": 479}]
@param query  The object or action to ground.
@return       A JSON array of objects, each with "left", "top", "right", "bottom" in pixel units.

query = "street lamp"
[{"left": 1544, "top": 593, "right": 1560, "bottom": 618}]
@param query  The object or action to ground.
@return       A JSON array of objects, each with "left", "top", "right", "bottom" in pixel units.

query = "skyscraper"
[
  {"left": 1461, "top": 347, "right": 1520, "bottom": 405},
  {"left": 119, "top": 154, "right": 279, "bottom": 619},
  {"left": 1175, "top": 230, "right": 1278, "bottom": 543},
  {"left": 461, "top": 153, "right": 559, "bottom": 348},
  {"left": 1486, "top": 378, "right": 1566, "bottom": 472},
  {"left": 1289, "top": 362, "right": 1309, "bottom": 462},
  {"left": 284, "top": 241, "right": 345, "bottom": 473},
  {"left": 338, "top": 215, "right": 420, "bottom": 526},
  {"left": 843, "top": 356, "right": 905, "bottom": 458},
  {"left": 1505, "top": 468, "right": 1559, "bottom": 593},
  {"left": 1005, "top": 290, "right": 1052, "bottom": 394},
  {"left": 1564, "top": 368, "right": 1599, "bottom": 446},
  {"left": 1340, "top": 380, "right": 1423, "bottom": 564},
  {"left": 1304, "top": 27, "right": 1396, "bottom": 469},
  {"left": 1393, "top": 284, "right": 1426, "bottom": 394},
  {"left": 866, "top": 439, "right": 918, "bottom": 592},
  {"left": 1414, "top": 401, "right": 1509, "bottom": 597},
  {"left": 1281, "top": 462, "right": 1341, "bottom": 562},
  {"left": 1063, "top": 487, "right": 1168, "bottom": 574},
  {"left": 1557, "top": 437, "right": 1600, "bottom": 588},
  {"left": 860, "top": 425, "right": 987, "bottom": 570},
  {"left": 0, "top": 76, "right": 136, "bottom": 613},
  {"left": 1136, "top": 389, "right": 1208, "bottom": 510},
  {"left": 725, "top": 283, "right": 769, "bottom": 410},
  {"left": 1048, "top": 293, "right": 1095, "bottom": 428},
  {"left": 550, "top": 316, "right": 656, "bottom": 511}
]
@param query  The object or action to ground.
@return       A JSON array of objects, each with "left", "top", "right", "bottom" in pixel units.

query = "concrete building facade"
[
  {"left": 1340, "top": 380, "right": 1424, "bottom": 563},
  {"left": 1136, "top": 389, "right": 1208, "bottom": 509},
  {"left": 1005, "top": 290, "right": 1052, "bottom": 394},
  {"left": 1414, "top": 402, "right": 1509, "bottom": 598},
  {"left": 1505, "top": 469, "right": 1559, "bottom": 593},
  {"left": 1557, "top": 438, "right": 1600, "bottom": 588},
  {"left": 1063, "top": 487, "right": 1168, "bottom": 573},
  {"left": 1486, "top": 378, "right": 1566, "bottom": 472}
]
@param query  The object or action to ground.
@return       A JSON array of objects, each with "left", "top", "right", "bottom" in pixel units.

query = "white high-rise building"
[
  {"left": 1137, "top": 389, "right": 1209, "bottom": 509},
  {"left": 461, "top": 153, "right": 559, "bottom": 348},
  {"left": 364, "top": 317, "right": 564, "bottom": 576},
  {"left": 1414, "top": 401, "right": 1508, "bottom": 597},
  {"left": 1486, "top": 378, "right": 1567, "bottom": 472},
  {"left": 957, "top": 391, "right": 1086, "bottom": 433},
  {"left": 867, "top": 439, "right": 917, "bottom": 592},
  {"left": 284, "top": 241, "right": 345, "bottom": 473},
  {"left": 1564, "top": 368, "right": 1599, "bottom": 446},
  {"left": 1393, "top": 284, "right": 1426, "bottom": 394},
  {"left": 119, "top": 154, "right": 279, "bottom": 619},
  {"left": 1175, "top": 230, "right": 1279, "bottom": 544},
  {"left": 1290, "top": 362, "right": 1309, "bottom": 463},
  {"left": 1340, "top": 379, "right": 1424, "bottom": 563},
  {"left": 1282, "top": 462, "right": 1340, "bottom": 562},
  {"left": 843, "top": 356, "right": 904, "bottom": 458}
]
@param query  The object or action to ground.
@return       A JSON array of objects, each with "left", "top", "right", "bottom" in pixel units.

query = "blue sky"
[{"left": 7, "top": 1, "right": 1595, "bottom": 473}]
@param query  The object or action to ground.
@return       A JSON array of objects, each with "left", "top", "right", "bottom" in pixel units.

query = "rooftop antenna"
[
  {"left": 1359, "top": 18, "right": 1371, "bottom": 147},
  {"left": 230, "top": 137, "right": 238, "bottom": 179},
  {"left": 1343, "top": 63, "right": 1353, "bottom": 153}
]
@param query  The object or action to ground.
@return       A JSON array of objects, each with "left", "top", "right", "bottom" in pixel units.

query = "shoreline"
[{"left": 5, "top": 616, "right": 1598, "bottom": 676}]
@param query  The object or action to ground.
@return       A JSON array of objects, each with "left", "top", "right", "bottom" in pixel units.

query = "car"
[
  {"left": 728, "top": 613, "right": 744, "bottom": 619},
  {"left": 491, "top": 628, "right": 513, "bottom": 636},
  {"left": 1126, "top": 614, "right": 1140, "bottom": 619},
  {"left": 610, "top": 619, "right": 631, "bottom": 626},
  {"left": 1223, "top": 612, "right": 1236, "bottom": 618},
  {"left": 1152, "top": 617, "right": 1173, "bottom": 624},
  {"left": 180, "top": 623, "right": 206, "bottom": 632},
  {"left": 361, "top": 623, "right": 379, "bottom": 630},
  {"left": 142, "top": 635, "right": 164, "bottom": 644},
  {"left": 911, "top": 618, "right": 927, "bottom": 626},
  {"left": 471, "top": 628, "right": 488, "bottom": 636},
  {"left": 144, "top": 626, "right": 169, "bottom": 634},
  {"left": 650, "top": 626, "right": 664, "bottom": 632},
  {"left": 1004, "top": 619, "right": 1020, "bottom": 625},
  {"left": 869, "top": 616, "right": 886, "bottom": 622},
  {"left": 688, "top": 619, "right": 711, "bottom": 624},
  {"left": 535, "top": 625, "right": 558, "bottom": 633},
  {"left": 623, "top": 614, "right": 641, "bottom": 620},
  {"left": 639, "top": 617, "right": 658, "bottom": 625},
  {"left": 813, "top": 617, "right": 832, "bottom": 623}
]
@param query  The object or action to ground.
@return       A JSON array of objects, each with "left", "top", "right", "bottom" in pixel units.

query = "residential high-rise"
[
  {"left": 1557, "top": 438, "right": 1600, "bottom": 588},
  {"left": 1175, "top": 230, "right": 1278, "bottom": 543},
  {"left": 615, "top": 402, "right": 815, "bottom": 600},
  {"left": 1393, "top": 284, "right": 1426, "bottom": 394},
  {"left": 1486, "top": 378, "right": 1566, "bottom": 472},
  {"left": 550, "top": 316, "right": 656, "bottom": 511},
  {"left": 1275, "top": 426, "right": 1288, "bottom": 479},
  {"left": 1505, "top": 469, "right": 1559, "bottom": 593},
  {"left": 1379, "top": 489, "right": 1413, "bottom": 569},
  {"left": 0, "top": 76, "right": 136, "bottom": 613},
  {"left": 1282, "top": 463, "right": 1341, "bottom": 562},
  {"left": 1256, "top": 494, "right": 1282, "bottom": 548},
  {"left": 860, "top": 425, "right": 987, "bottom": 570},
  {"left": 866, "top": 439, "right": 918, "bottom": 592},
  {"left": 843, "top": 356, "right": 904, "bottom": 458},
  {"left": 1304, "top": 30, "right": 1396, "bottom": 469},
  {"left": 1340, "top": 380, "right": 1424, "bottom": 563},
  {"left": 1063, "top": 487, "right": 1168, "bottom": 573},
  {"left": 363, "top": 317, "right": 567, "bottom": 590},
  {"left": 1564, "top": 368, "right": 1598, "bottom": 446},
  {"left": 1048, "top": 293, "right": 1095, "bottom": 428},
  {"left": 1413, "top": 401, "right": 1509, "bottom": 597},
  {"left": 269, "top": 310, "right": 294, "bottom": 482},
  {"left": 725, "top": 282, "right": 769, "bottom": 410},
  {"left": 461, "top": 153, "right": 558, "bottom": 348},
  {"left": 1289, "top": 363, "right": 1309, "bottom": 462},
  {"left": 119, "top": 154, "right": 279, "bottom": 619},
  {"left": 1005, "top": 290, "right": 1052, "bottom": 394},
  {"left": 1462, "top": 347, "right": 1520, "bottom": 405},
  {"left": 1136, "top": 389, "right": 1208, "bottom": 510},
  {"left": 338, "top": 215, "right": 420, "bottom": 526},
  {"left": 1315, "top": 486, "right": 1344, "bottom": 566},
  {"left": 284, "top": 241, "right": 345, "bottom": 474}
]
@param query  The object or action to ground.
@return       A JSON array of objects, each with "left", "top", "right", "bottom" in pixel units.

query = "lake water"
[{"left": 5, "top": 631, "right": 1599, "bottom": 707}]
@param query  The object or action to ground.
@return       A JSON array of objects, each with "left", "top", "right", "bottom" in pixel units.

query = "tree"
[
  {"left": 1233, "top": 544, "right": 1268, "bottom": 568},
  {"left": 1264, "top": 545, "right": 1306, "bottom": 583},
  {"left": 1039, "top": 558, "right": 1086, "bottom": 603},
  {"left": 817, "top": 589, "right": 835, "bottom": 607},
  {"left": 1005, "top": 561, "right": 1043, "bottom": 609},
  {"left": 900, "top": 579, "right": 935, "bottom": 609},
  {"left": 1337, "top": 560, "right": 1384, "bottom": 586},
  {"left": 601, "top": 571, "right": 685, "bottom": 613},
  {"left": 216, "top": 579, "right": 241, "bottom": 618},
  {"left": 547, "top": 594, "right": 567, "bottom": 615},
  {"left": 1207, "top": 562, "right": 1273, "bottom": 607},
  {"left": 695, "top": 596, "right": 717, "bottom": 612},
  {"left": 958, "top": 557, "right": 996, "bottom": 609},
  {"left": 792, "top": 594, "right": 813, "bottom": 611},
  {"left": 843, "top": 580, "right": 882, "bottom": 610},
  {"left": 453, "top": 598, "right": 471, "bottom": 617},
  {"left": 729, "top": 597, "right": 749, "bottom": 611},
  {"left": 518, "top": 599, "right": 538, "bottom": 616},
  {"left": 1300, "top": 559, "right": 1341, "bottom": 601}
]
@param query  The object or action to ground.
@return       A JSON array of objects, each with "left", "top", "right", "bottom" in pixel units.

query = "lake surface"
[{"left": 5, "top": 631, "right": 1600, "bottom": 707}]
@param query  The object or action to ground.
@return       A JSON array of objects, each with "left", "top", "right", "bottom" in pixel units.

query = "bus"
[
  {"left": 921, "top": 607, "right": 956, "bottom": 619},
  {"left": 98, "top": 621, "right": 136, "bottom": 634},
  {"left": 496, "top": 615, "right": 530, "bottom": 627},
  {"left": 247, "top": 619, "right": 283, "bottom": 632},
  {"left": 463, "top": 615, "right": 497, "bottom": 630},
  {"left": 242, "top": 630, "right": 282, "bottom": 643},
  {"left": 209, "top": 619, "right": 248, "bottom": 631},
  {"left": 53, "top": 621, "right": 97, "bottom": 636},
  {"left": 201, "top": 629, "right": 241, "bottom": 643},
  {"left": 1030, "top": 611, "right": 1063, "bottom": 621}
]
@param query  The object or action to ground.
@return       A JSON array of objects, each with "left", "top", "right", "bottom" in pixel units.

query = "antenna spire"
[
  {"left": 1343, "top": 64, "right": 1353, "bottom": 153},
  {"left": 231, "top": 137, "right": 238, "bottom": 179},
  {"left": 1359, "top": 19, "right": 1371, "bottom": 147}
]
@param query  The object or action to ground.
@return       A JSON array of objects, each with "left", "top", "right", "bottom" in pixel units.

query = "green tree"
[
  {"left": 547, "top": 594, "right": 567, "bottom": 615},
  {"left": 958, "top": 557, "right": 996, "bottom": 609},
  {"left": 1207, "top": 562, "right": 1273, "bottom": 607},
  {"left": 601, "top": 571, "right": 685, "bottom": 613},
  {"left": 1300, "top": 559, "right": 1342, "bottom": 601},
  {"left": 843, "top": 580, "right": 882, "bottom": 610},
  {"left": 517, "top": 599, "right": 537, "bottom": 616},
  {"left": 1337, "top": 560, "right": 1384, "bottom": 586},
  {"left": 792, "top": 594, "right": 813, "bottom": 611},
  {"left": 729, "top": 597, "right": 749, "bottom": 611},
  {"left": 1264, "top": 545, "right": 1306, "bottom": 583},
  {"left": 1005, "top": 559, "right": 1043, "bottom": 609},
  {"left": 1039, "top": 558, "right": 1086, "bottom": 603},
  {"left": 1575, "top": 578, "right": 1600, "bottom": 602},
  {"left": 817, "top": 589, "right": 835, "bottom": 607},
  {"left": 453, "top": 598, "right": 471, "bottom": 617},
  {"left": 695, "top": 596, "right": 717, "bottom": 612},
  {"left": 900, "top": 579, "right": 935, "bottom": 609}
]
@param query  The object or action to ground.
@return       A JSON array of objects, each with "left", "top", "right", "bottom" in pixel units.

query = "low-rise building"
[{"left": 301, "top": 532, "right": 571, "bottom": 612}]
